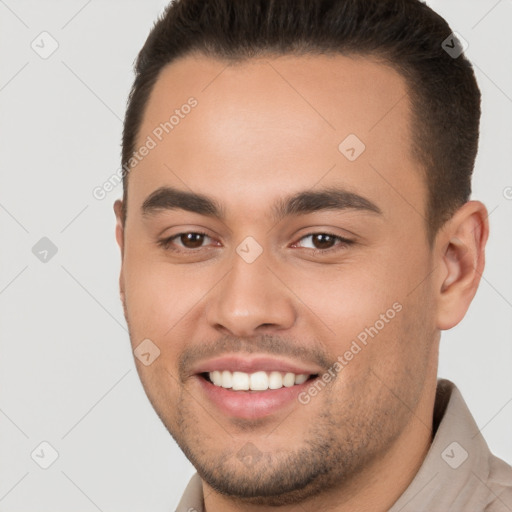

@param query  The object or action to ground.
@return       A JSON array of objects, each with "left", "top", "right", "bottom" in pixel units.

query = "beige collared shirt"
[{"left": 175, "top": 379, "right": 512, "bottom": 511}]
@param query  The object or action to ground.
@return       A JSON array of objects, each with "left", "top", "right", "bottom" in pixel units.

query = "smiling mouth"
[{"left": 199, "top": 370, "right": 319, "bottom": 392}]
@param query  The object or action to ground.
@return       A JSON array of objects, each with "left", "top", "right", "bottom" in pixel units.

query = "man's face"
[{"left": 116, "top": 54, "right": 439, "bottom": 504}]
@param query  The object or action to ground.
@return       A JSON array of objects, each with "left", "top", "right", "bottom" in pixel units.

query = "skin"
[{"left": 114, "top": 53, "right": 488, "bottom": 511}]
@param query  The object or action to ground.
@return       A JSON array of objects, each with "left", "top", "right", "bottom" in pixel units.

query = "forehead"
[{"left": 129, "top": 52, "right": 423, "bottom": 224}]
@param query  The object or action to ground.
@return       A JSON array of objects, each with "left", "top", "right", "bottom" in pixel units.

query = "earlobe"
[{"left": 435, "top": 201, "right": 489, "bottom": 330}]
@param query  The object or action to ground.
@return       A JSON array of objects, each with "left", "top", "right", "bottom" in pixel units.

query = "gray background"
[{"left": 0, "top": 0, "right": 510, "bottom": 510}]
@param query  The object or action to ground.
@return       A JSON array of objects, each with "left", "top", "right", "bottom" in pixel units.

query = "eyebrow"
[{"left": 141, "top": 185, "right": 382, "bottom": 221}]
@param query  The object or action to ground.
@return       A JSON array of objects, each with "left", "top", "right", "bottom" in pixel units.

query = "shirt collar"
[{"left": 389, "top": 378, "right": 509, "bottom": 511}]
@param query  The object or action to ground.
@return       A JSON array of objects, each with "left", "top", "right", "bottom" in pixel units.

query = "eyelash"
[{"left": 157, "top": 231, "right": 354, "bottom": 256}]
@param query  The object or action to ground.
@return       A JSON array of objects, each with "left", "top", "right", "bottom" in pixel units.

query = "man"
[{"left": 113, "top": 0, "right": 512, "bottom": 510}]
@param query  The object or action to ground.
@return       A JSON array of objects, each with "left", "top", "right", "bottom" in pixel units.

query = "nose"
[{"left": 205, "top": 249, "right": 297, "bottom": 338}]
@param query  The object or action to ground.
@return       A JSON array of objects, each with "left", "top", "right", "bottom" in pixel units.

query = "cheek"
[
  {"left": 135, "top": 362, "right": 184, "bottom": 432},
  {"left": 122, "top": 254, "right": 198, "bottom": 338},
  {"left": 279, "top": 257, "right": 405, "bottom": 334},
  {"left": 328, "top": 292, "right": 435, "bottom": 418},
  {"left": 286, "top": 249, "right": 432, "bottom": 368}
]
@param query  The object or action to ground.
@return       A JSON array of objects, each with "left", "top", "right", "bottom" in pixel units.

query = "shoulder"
[{"left": 484, "top": 455, "right": 512, "bottom": 512}]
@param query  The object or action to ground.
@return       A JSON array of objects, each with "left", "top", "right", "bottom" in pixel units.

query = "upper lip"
[{"left": 191, "top": 355, "right": 322, "bottom": 376}]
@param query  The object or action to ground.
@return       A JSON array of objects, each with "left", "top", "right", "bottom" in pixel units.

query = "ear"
[
  {"left": 434, "top": 200, "right": 489, "bottom": 330},
  {"left": 114, "top": 199, "right": 125, "bottom": 256},
  {"left": 113, "top": 199, "right": 126, "bottom": 307}
]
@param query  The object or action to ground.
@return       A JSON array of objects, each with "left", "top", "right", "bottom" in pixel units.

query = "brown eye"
[
  {"left": 293, "top": 232, "right": 354, "bottom": 254},
  {"left": 310, "top": 234, "right": 337, "bottom": 250},
  {"left": 178, "top": 232, "right": 207, "bottom": 249},
  {"left": 158, "top": 231, "right": 213, "bottom": 251}
]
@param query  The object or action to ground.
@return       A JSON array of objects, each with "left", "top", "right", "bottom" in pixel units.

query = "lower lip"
[{"left": 195, "top": 375, "right": 316, "bottom": 420}]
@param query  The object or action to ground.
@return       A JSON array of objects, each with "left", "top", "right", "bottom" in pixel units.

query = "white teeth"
[
  {"left": 208, "top": 370, "right": 311, "bottom": 391},
  {"left": 232, "top": 371, "right": 249, "bottom": 390},
  {"left": 221, "top": 370, "right": 232, "bottom": 389},
  {"left": 294, "top": 373, "right": 309, "bottom": 385},
  {"left": 211, "top": 370, "right": 222, "bottom": 386},
  {"left": 268, "top": 371, "right": 283, "bottom": 389},
  {"left": 283, "top": 373, "right": 295, "bottom": 387},
  {"left": 250, "top": 371, "right": 269, "bottom": 391}
]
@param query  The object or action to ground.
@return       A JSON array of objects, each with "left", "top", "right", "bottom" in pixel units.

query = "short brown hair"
[{"left": 121, "top": 0, "right": 481, "bottom": 244}]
